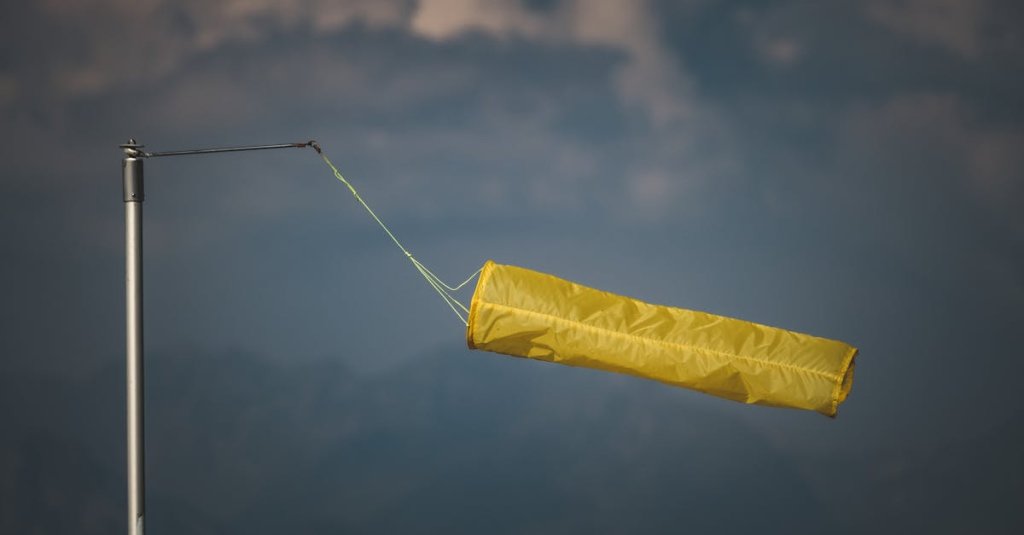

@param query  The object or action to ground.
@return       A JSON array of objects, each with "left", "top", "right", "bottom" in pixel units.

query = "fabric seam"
[{"left": 477, "top": 300, "right": 841, "bottom": 381}]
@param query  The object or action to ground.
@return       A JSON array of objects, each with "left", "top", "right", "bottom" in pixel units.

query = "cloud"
[
  {"left": 839, "top": 93, "right": 1023, "bottom": 229},
  {"left": 865, "top": 0, "right": 988, "bottom": 59},
  {"left": 411, "top": 0, "right": 695, "bottom": 126},
  {"left": 411, "top": 0, "right": 547, "bottom": 40},
  {"left": 756, "top": 37, "right": 802, "bottom": 66},
  {"left": 625, "top": 169, "right": 675, "bottom": 219},
  {"left": 407, "top": 0, "right": 727, "bottom": 223},
  {"left": 0, "top": 0, "right": 729, "bottom": 231},
  {"left": 185, "top": 0, "right": 409, "bottom": 50},
  {"left": 25, "top": 0, "right": 695, "bottom": 129},
  {"left": 29, "top": 0, "right": 410, "bottom": 99},
  {"left": 833, "top": 93, "right": 1024, "bottom": 302},
  {"left": 0, "top": 74, "right": 17, "bottom": 107}
]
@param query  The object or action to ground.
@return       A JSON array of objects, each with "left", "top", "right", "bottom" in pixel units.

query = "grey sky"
[{"left": 2, "top": 1, "right": 1022, "bottom": 533}]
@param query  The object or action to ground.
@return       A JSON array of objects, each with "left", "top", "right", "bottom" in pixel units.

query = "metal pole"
[{"left": 122, "top": 139, "right": 145, "bottom": 535}]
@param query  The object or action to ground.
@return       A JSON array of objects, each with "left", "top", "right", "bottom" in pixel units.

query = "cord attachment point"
[{"left": 120, "top": 139, "right": 147, "bottom": 159}]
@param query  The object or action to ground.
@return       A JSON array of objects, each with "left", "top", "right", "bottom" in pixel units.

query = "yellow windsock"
[{"left": 467, "top": 261, "right": 857, "bottom": 417}]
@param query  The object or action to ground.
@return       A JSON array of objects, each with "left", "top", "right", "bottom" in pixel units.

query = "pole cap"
[{"left": 120, "top": 139, "right": 146, "bottom": 158}]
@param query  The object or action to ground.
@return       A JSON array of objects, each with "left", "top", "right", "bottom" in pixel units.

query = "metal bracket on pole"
[{"left": 121, "top": 140, "right": 145, "bottom": 201}]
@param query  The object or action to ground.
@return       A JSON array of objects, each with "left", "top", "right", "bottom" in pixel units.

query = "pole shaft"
[{"left": 124, "top": 156, "right": 145, "bottom": 535}]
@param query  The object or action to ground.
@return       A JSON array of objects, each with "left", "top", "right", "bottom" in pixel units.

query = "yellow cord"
[{"left": 313, "top": 146, "right": 479, "bottom": 325}]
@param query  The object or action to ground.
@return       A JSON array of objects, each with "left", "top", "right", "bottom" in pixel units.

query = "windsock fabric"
[{"left": 466, "top": 261, "right": 857, "bottom": 417}]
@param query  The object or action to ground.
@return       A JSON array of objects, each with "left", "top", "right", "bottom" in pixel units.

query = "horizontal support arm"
[{"left": 120, "top": 140, "right": 320, "bottom": 159}]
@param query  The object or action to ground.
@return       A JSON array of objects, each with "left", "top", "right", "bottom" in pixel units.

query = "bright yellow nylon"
[{"left": 467, "top": 261, "right": 857, "bottom": 417}]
